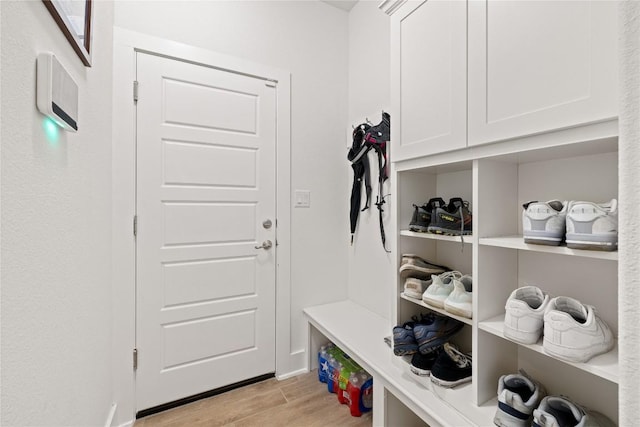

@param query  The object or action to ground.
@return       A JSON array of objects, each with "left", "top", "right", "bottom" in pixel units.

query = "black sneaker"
[
  {"left": 427, "top": 197, "right": 472, "bottom": 236},
  {"left": 409, "top": 198, "right": 446, "bottom": 232},
  {"left": 430, "top": 342, "right": 472, "bottom": 388},
  {"left": 410, "top": 347, "right": 441, "bottom": 376}
]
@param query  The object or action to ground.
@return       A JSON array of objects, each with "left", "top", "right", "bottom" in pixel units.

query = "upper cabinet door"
[
  {"left": 468, "top": 1, "right": 618, "bottom": 146},
  {"left": 391, "top": 0, "right": 467, "bottom": 162}
]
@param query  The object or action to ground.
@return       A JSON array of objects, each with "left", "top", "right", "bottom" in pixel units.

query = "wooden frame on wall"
[{"left": 42, "top": 0, "right": 93, "bottom": 67}]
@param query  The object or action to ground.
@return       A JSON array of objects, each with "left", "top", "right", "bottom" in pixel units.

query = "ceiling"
[{"left": 321, "top": 0, "right": 359, "bottom": 12}]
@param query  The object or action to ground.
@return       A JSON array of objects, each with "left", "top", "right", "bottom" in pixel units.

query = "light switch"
[{"left": 295, "top": 190, "right": 311, "bottom": 208}]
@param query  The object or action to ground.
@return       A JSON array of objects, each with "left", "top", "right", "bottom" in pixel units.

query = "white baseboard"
[
  {"left": 276, "top": 367, "right": 309, "bottom": 381},
  {"left": 116, "top": 421, "right": 134, "bottom": 427}
]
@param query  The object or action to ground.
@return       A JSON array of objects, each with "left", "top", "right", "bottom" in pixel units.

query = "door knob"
[{"left": 255, "top": 240, "right": 273, "bottom": 250}]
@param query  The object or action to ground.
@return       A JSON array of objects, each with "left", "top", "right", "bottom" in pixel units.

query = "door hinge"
[
  {"left": 133, "top": 80, "right": 139, "bottom": 103},
  {"left": 133, "top": 348, "right": 138, "bottom": 370},
  {"left": 265, "top": 80, "right": 276, "bottom": 88},
  {"left": 133, "top": 215, "right": 138, "bottom": 237}
]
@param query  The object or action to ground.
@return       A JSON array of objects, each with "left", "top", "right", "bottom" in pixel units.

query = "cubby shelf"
[
  {"left": 400, "top": 293, "right": 473, "bottom": 326},
  {"left": 304, "top": 300, "right": 496, "bottom": 427},
  {"left": 478, "top": 236, "right": 618, "bottom": 261},
  {"left": 400, "top": 230, "right": 475, "bottom": 244},
  {"left": 478, "top": 314, "right": 619, "bottom": 384}
]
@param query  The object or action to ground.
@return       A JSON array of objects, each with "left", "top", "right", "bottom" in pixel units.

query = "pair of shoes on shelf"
[
  {"left": 399, "top": 253, "right": 449, "bottom": 281},
  {"left": 522, "top": 199, "right": 618, "bottom": 251},
  {"left": 394, "top": 313, "right": 464, "bottom": 356},
  {"left": 503, "top": 286, "right": 614, "bottom": 363},
  {"left": 493, "top": 372, "right": 614, "bottom": 427},
  {"left": 422, "top": 271, "right": 474, "bottom": 319},
  {"left": 409, "top": 197, "right": 446, "bottom": 232},
  {"left": 409, "top": 197, "right": 473, "bottom": 236},
  {"left": 411, "top": 342, "right": 472, "bottom": 388}
]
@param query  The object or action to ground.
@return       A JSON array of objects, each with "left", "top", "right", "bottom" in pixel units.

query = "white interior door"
[{"left": 135, "top": 52, "right": 277, "bottom": 411}]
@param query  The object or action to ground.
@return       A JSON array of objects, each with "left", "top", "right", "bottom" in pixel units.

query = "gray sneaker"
[
  {"left": 522, "top": 200, "right": 567, "bottom": 246},
  {"left": 398, "top": 256, "right": 449, "bottom": 281},
  {"left": 566, "top": 199, "right": 618, "bottom": 251}
]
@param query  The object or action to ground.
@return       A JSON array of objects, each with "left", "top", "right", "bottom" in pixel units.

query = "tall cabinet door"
[
  {"left": 468, "top": 0, "right": 618, "bottom": 146},
  {"left": 391, "top": 0, "right": 467, "bottom": 162}
]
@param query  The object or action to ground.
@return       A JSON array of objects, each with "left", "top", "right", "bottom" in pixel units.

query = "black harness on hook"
[{"left": 347, "top": 112, "right": 391, "bottom": 252}]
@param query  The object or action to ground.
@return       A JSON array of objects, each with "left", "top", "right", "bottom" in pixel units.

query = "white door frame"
[{"left": 111, "top": 27, "right": 292, "bottom": 424}]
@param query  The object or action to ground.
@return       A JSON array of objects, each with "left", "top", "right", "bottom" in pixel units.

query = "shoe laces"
[
  {"left": 444, "top": 343, "right": 472, "bottom": 368},
  {"left": 436, "top": 270, "right": 463, "bottom": 282}
]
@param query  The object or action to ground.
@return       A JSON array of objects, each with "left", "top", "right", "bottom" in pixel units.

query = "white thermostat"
[{"left": 37, "top": 53, "right": 78, "bottom": 132}]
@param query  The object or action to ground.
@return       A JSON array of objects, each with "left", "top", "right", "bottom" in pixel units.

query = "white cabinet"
[
  {"left": 468, "top": 0, "right": 618, "bottom": 146},
  {"left": 391, "top": 0, "right": 467, "bottom": 161},
  {"left": 392, "top": 0, "right": 619, "bottom": 158}
]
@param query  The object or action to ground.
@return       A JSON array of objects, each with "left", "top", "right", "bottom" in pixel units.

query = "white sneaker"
[
  {"left": 522, "top": 200, "right": 567, "bottom": 246},
  {"left": 444, "top": 276, "right": 473, "bottom": 318},
  {"left": 494, "top": 372, "right": 546, "bottom": 427},
  {"left": 422, "top": 271, "right": 462, "bottom": 308},
  {"left": 543, "top": 296, "right": 614, "bottom": 363},
  {"left": 404, "top": 277, "right": 432, "bottom": 300},
  {"left": 503, "top": 286, "right": 550, "bottom": 345},
  {"left": 533, "top": 396, "right": 615, "bottom": 427},
  {"left": 566, "top": 199, "right": 618, "bottom": 251}
]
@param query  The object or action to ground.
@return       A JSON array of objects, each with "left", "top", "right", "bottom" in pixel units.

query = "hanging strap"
[{"left": 370, "top": 141, "right": 390, "bottom": 253}]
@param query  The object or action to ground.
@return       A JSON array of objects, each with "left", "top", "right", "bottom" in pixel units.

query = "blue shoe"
[
  {"left": 413, "top": 315, "right": 464, "bottom": 354},
  {"left": 393, "top": 322, "right": 418, "bottom": 356}
]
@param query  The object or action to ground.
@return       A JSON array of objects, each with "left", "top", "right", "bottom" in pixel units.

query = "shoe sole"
[
  {"left": 523, "top": 229, "right": 563, "bottom": 246},
  {"left": 403, "top": 290, "right": 424, "bottom": 300},
  {"left": 409, "top": 365, "right": 431, "bottom": 376},
  {"left": 523, "top": 236, "right": 562, "bottom": 246},
  {"left": 393, "top": 346, "right": 418, "bottom": 356},
  {"left": 399, "top": 264, "right": 448, "bottom": 280},
  {"left": 427, "top": 226, "right": 472, "bottom": 236},
  {"left": 430, "top": 374, "right": 471, "bottom": 388},
  {"left": 444, "top": 303, "right": 472, "bottom": 319},
  {"left": 542, "top": 337, "right": 614, "bottom": 363},
  {"left": 565, "top": 232, "right": 617, "bottom": 251},
  {"left": 502, "top": 324, "right": 541, "bottom": 345},
  {"left": 409, "top": 225, "right": 429, "bottom": 232},
  {"left": 422, "top": 296, "right": 446, "bottom": 308}
]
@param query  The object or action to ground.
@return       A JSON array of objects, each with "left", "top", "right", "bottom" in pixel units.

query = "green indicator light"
[{"left": 43, "top": 117, "right": 59, "bottom": 144}]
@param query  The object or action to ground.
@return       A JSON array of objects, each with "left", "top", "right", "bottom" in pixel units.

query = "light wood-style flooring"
[{"left": 135, "top": 370, "right": 373, "bottom": 427}]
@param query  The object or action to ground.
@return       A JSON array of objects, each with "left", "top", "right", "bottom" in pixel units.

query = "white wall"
[
  {"left": 618, "top": 1, "right": 640, "bottom": 423},
  {"left": 0, "top": 1, "right": 114, "bottom": 426},
  {"left": 112, "top": 1, "right": 349, "bottom": 418},
  {"left": 347, "top": 1, "right": 392, "bottom": 319}
]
